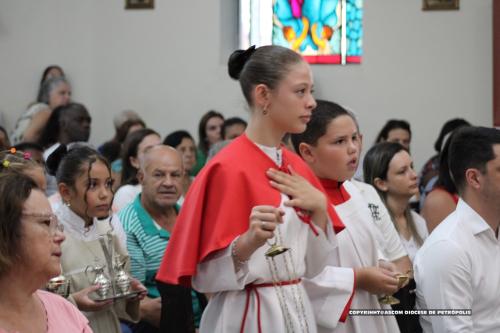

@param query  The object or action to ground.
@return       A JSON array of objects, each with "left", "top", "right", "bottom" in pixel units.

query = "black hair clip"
[
  {"left": 241, "top": 45, "right": 257, "bottom": 62},
  {"left": 46, "top": 144, "right": 68, "bottom": 176}
]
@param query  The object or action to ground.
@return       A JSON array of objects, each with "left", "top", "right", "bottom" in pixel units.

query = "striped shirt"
[
  {"left": 119, "top": 195, "right": 202, "bottom": 326},
  {"left": 119, "top": 194, "right": 174, "bottom": 298}
]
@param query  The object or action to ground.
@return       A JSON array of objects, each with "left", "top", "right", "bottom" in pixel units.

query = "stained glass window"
[{"left": 240, "top": 0, "right": 363, "bottom": 64}]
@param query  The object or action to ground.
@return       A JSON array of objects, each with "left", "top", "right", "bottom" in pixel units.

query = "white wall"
[{"left": 0, "top": 0, "right": 492, "bottom": 169}]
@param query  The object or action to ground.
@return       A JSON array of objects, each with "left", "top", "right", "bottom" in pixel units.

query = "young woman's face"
[
  {"left": 68, "top": 160, "right": 114, "bottom": 221},
  {"left": 130, "top": 134, "right": 161, "bottom": 169},
  {"left": 308, "top": 115, "right": 360, "bottom": 182},
  {"left": 205, "top": 116, "right": 224, "bottom": 146},
  {"left": 386, "top": 129, "right": 411, "bottom": 150},
  {"left": 267, "top": 61, "right": 316, "bottom": 134},
  {"left": 48, "top": 82, "right": 71, "bottom": 109},
  {"left": 176, "top": 137, "right": 196, "bottom": 172},
  {"left": 384, "top": 150, "right": 418, "bottom": 198},
  {"left": 20, "top": 189, "right": 65, "bottom": 280}
]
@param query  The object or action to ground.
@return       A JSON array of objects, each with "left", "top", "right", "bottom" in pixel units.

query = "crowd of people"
[{"left": 0, "top": 45, "right": 498, "bottom": 333}]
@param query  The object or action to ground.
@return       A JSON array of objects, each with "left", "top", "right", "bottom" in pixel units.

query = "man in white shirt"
[{"left": 414, "top": 126, "right": 500, "bottom": 333}]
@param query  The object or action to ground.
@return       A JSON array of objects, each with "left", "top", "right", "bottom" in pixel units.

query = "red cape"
[{"left": 156, "top": 134, "right": 345, "bottom": 286}]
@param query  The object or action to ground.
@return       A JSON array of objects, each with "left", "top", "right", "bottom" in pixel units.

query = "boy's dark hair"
[
  {"left": 222, "top": 117, "right": 247, "bottom": 139},
  {"left": 163, "top": 130, "right": 194, "bottom": 148},
  {"left": 291, "top": 100, "right": 356, "bottom": 153}
]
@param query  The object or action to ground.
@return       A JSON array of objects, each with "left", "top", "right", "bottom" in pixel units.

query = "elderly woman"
[
  {"left": 0, "top": 173, "right": 92, "bottom": 332},
  {"left": 11, "top": 76, "right": 71, "bottom": 145}
]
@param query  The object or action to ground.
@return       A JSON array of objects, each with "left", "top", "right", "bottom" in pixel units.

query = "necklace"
[{"left": 276, "top": 148, "right": 282, "bottom": 167}]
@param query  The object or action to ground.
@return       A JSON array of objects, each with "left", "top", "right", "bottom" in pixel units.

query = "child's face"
[
  {"left": 307, "top": 115, "right": 360, "bottom": 182},
  {"left": 266, "top": 61, "right": 317, "bottom": 134},
  {"left": 224, "top": 123, "right": 246, "bottom": 140},
  {"left": 69, "top": 160, "right": 114, "bottom": 221}
]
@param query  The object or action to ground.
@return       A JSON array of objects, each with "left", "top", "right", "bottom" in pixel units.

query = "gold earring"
[{"left": 262, "top": 105, "right": 269, "bottom": 115}]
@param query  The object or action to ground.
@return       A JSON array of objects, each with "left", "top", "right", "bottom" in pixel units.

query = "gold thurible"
[{"left": 265, "top": 243, "right": 290, "bottom": 257}]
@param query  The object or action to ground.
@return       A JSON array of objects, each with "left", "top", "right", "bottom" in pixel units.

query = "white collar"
[
  {"left": 43, "top": 141, "right": 95, "bottom": 161},
  {"left": 43, "top": 142, "right": 61, "bottom": 161},
  {"left": 56, "top": 204, "right": 113, "bottom": 241},
  {"left": 456, "top": 199, "right": 493, "bottom": 236},
  {"left": 254, "top": 142, "right": 283, "bottom": 167}
]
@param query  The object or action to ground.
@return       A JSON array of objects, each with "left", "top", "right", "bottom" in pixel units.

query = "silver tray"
[{"left": 90, "top": 290, "right": 142, "bottom": 302}]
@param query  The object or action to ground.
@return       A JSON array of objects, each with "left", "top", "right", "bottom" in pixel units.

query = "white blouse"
[
  {"left": 56, "top": 203, "right": 127, "bottom": 250},
  {"left": 399, "top": 211, "right": 428, "bottom": 262},
  {"left": 113, "top": 184, "right": 142, "bottom": 213}
]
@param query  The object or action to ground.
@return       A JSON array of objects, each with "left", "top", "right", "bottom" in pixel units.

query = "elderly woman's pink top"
[{"left": 0, "top": 290, "right": 92, "bottom": 333}]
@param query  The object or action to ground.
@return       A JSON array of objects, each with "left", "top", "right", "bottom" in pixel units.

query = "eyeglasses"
[{"left": 22, "top": 212, "right": 64, "bottom": 235}]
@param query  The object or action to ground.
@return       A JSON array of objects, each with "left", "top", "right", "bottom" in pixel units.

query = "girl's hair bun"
[{"left": 227, "top": 45, "right": 256, "bottom": 80}]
